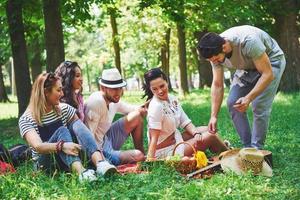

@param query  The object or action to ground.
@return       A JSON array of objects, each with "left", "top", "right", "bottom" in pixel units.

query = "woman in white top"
[{"left": 143, "top": 68, "right": 228, "bottom": 160}]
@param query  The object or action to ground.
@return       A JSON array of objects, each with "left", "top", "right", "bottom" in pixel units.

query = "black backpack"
[{"left": 0, "top": 143, "right": 32, "bottom": 167}]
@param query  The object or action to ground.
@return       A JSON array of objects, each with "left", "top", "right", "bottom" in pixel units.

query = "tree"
[
  {"left": 43, "top": 0, "right": 65, "bottom": 72},
  {"left": 140, "top": 0, "right": 189, "bottom": 94},
  {"left": 161, "top": 28, "right": 173, "bottom": 90},
  {"left": 23, "top": 0, "right": 45, "bottom": 82},
  {"left": 0, "top": 14, "right": 11, "bottom": 102},
  {"left": 109, "top": 9, "right": 122, "bottom": 75},
  {"left": 177, "top": 21, "right": 189, "bottom": 94},
  {"left": 270, "top": 0, "right": 300, "bottom": 92},
  {"left": 6, "top": 0, "right": 32, "bottom": 115}
]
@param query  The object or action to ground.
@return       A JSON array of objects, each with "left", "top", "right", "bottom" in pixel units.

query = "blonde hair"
[{"left": 28, "top": 73, "right": 60, "bottom": 125}]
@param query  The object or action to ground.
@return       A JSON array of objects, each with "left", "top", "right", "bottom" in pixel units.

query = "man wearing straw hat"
[
  {"left": 197, "top": 25, "right": 286, "bottom": 149},
  {"left": 84, "top": 68, "right": 146, "bottom": 166}
]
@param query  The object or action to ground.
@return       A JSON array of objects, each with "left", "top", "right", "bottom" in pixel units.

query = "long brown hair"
[
  {"left": 55, "top": 61, "right": 82, "bottom": 109},
  {"left": 142, "top": 68, "right": 168, "bottom": 101},
  {"left": 28, "top": 72, "right": 60, "bottom": 125}
]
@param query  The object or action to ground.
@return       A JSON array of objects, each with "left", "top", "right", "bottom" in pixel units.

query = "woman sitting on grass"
[
  {"left": 143, "top": 68, "right": 229, "bottom": 160},
  {"left": 18, "top": 72, "right": 117, "bottom": 182},
  {"left": 55, "top": 61, "right": 85, "bottom": 121}
]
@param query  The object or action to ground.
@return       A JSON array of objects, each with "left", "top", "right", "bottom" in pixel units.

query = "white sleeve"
[
  {"left": 116, "top": 101, "right": 139, "bottom": 115},
  {"left": 84, "top": 100, "right": 101, "bottom": 135},
  {"left": 178, "top": 103, "right": 191, "bottom": 129},
  {"left": 147, "top": 102, "right": 163, "bottom": 130}
]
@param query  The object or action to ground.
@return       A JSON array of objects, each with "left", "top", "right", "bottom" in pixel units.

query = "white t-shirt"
[
  {"left": 84, "top": 91, "right": 138, "bottom": 147},
  {"left": 147, "top": 94, "right": 191, "bottom": 145}
]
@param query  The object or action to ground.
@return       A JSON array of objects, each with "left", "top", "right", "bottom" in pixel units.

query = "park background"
[{"left": 0, "top": 0, "right": 299, "bottom": 199}]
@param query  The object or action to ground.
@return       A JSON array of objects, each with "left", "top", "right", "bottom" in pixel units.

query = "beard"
[{"left": 104, "top": 90, "right": 123, "bottom": 103}]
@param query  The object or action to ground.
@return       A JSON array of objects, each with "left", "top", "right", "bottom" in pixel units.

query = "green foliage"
[
  {"left": 0, "top": 7, "right": 11, "bottom": 65},
  {"left": 0, "top": 90, "right": 300, "bottom": 199}
]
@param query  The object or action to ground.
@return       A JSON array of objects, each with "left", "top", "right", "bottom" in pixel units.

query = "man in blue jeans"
[{"left": 197, "top": 25, "right": 286, "bottom": 149}]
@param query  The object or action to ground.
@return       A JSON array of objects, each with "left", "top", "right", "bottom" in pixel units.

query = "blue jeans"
[
  {"left": 37, "top": 126, "right": 81, "bottom": 173},
  {"left": 68, "top": 119, "right": 100, "bottom": 158},
  {"left": 227, "top": 56, "right": 286, "bottom": 149},
  {"left": 37, "top": 120, "right": 100, "bottom": 172}
]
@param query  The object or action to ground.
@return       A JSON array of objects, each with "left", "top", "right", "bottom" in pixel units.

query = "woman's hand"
[{"left": 62, "top": 142, "right": 81, "bottom": 156}]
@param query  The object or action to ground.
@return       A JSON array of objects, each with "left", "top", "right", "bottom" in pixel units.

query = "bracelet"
[
  {"left": 193, "top": 132, "right": 202, "bottom": 137},
  {"left": 60, "top": 140, "right": 65, "bottom": 152},
  {"left": 56, "top": 141, "right": 61, "bottom": 153},
  {"left": 56, "top": 140, "right": 65, "bottom": 153}
]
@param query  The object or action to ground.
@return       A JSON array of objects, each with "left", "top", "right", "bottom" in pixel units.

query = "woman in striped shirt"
[{"left": 19, "top": 73, "right": 116, "bottom": 182}]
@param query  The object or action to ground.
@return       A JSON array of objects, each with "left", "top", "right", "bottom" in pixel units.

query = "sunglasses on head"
[
  {"left": 44, "top": 72, "right": 56, "bottom": 89},
  {"left": 63, "top": 61, "right": 77, "bottom": 68}
]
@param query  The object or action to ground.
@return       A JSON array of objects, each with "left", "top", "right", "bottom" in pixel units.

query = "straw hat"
[
  {"left": 99, "top": 68, "right": 127, "bottom": 88},
  {"left": 220, "top": 148, "right": 272, "bottom": 177}
]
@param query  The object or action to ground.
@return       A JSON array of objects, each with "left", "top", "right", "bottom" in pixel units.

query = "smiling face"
[
  {"left": 149, "top": 77, "right": 169, "bottom": 101},
  {"left": 71, "top": 66, "right": 83, "bottom": 90},
  {"left": 45, "top": 80, "right": 63, "bottom": 106},
  {"left": 102, "top": 86, "right": 123, "bottom": 103}
]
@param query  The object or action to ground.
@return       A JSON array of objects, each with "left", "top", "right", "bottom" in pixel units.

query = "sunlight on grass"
[{"left": 0, "top": 91, "right": 300, "bottom": 199}]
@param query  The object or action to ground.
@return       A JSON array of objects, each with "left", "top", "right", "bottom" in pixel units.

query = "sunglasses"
[{"left": 63, "top": 61, "right": 78, "bottom": 69}]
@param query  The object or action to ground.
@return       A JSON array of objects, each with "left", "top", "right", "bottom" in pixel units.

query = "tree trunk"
[
  {"left": 188, "top": 71, "right": 194, "bottom": 89},
  {"left": 43, "top": 0, "right": 64, "bottom": 72},
  {"left": 0, "top": 64, "right": 10, "bottom": 102},
  {"left": 85, "top": 62, "right": 91, "bottom": 92},
  {"left": 274, "top": 0, "right": 300, "bottom": 92},
  {"left": 161, "top": 28, "right": 173, "bottom": 90},
  {"left": 110, "top": 12, "right": 121, "bottom": 75},
  {"left": 193, "top": 31, "right": 213, "bottom": 88},
  {"left": 176, "top": 22, "right": 189, "bottom": 95},
  {"left": 29, "top": 39, "right": 43, "bottom": 82},
  {"left": 6, "top": 0, "right": 32, "bottom": 115}
]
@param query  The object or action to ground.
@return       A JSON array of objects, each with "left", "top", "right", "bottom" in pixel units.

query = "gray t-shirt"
[{"left": 212, "top": 25, "right": 284, "bottom": 70}]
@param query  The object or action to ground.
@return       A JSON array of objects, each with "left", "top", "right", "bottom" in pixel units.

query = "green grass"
[{"left": 0, "top": 90, "right": 300, "bottom": 199}]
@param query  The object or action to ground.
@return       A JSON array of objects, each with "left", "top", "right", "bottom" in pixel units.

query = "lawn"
[{"left": 0, "top": 90, "right": 299, "bottom": 199}]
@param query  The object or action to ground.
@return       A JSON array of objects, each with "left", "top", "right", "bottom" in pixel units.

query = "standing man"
[
  {"left": 197, "top": 25, "right": 285, "bottom": 149},
  {"left": 84, "top": 68, "right": 146, "bottom": 165}
]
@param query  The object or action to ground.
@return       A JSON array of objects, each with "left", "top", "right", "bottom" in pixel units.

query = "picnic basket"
[{"left": 166, "top": 142, "right": 197, "bottom": 174}]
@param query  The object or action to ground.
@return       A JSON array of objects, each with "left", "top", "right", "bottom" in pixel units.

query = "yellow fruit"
[{"left": 194, "top": 151, "right": 208, "bottom": 168}]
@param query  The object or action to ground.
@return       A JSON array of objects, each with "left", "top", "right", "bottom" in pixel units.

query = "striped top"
[{"left": 19, "top": 103, "right": 76, "bottom": 138}]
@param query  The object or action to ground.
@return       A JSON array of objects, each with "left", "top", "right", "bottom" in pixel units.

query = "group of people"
[{"left": 18, "top": 25, "right": 285, "bottom": 181}]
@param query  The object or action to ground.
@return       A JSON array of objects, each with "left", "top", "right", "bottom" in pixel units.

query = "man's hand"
[
  {"left": 138, "top": 106, "right": 147, "bottom": 117},
  {"left": 233, "top": 97, "right": 251, "bottom": 113},
  {"left": 208, "top": 116, "right": 218, "bottom": 134},
  {"left": 139, "top": 100, "right": 150, "bottom": 117},
  {"left": 62, "top": 142, "right": 81, "bottom": 156}
]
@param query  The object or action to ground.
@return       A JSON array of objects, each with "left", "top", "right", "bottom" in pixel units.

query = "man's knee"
[
  {"left": 132, "top": 149, "right": 145, "bottom": 162},
  {"left": 125, "top": 111, "right": 143, "bottom": 128},
  {"left": 227, "top": 96, "right": 238, "bottom": 110}
]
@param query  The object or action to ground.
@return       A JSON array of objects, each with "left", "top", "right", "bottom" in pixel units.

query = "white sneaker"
[
  {"left": 79, "top": 169, "right": 97, "bottom": 182},
  {"left": 96, "top": 160, "right": 118, "bottom": 177}
]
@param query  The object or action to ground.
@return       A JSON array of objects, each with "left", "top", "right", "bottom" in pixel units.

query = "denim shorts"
[{"left": 103, "top": 118, "right": 128, "bottom": 165}]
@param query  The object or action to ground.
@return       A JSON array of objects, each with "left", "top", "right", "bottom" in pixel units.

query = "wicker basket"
[{"left": 166, "top": 142, "right": 197, "bottom": 174}]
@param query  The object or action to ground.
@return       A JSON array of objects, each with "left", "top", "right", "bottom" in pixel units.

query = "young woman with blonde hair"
[{"left": 19, "top": 72, "right": 116, "bottom": 181}]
